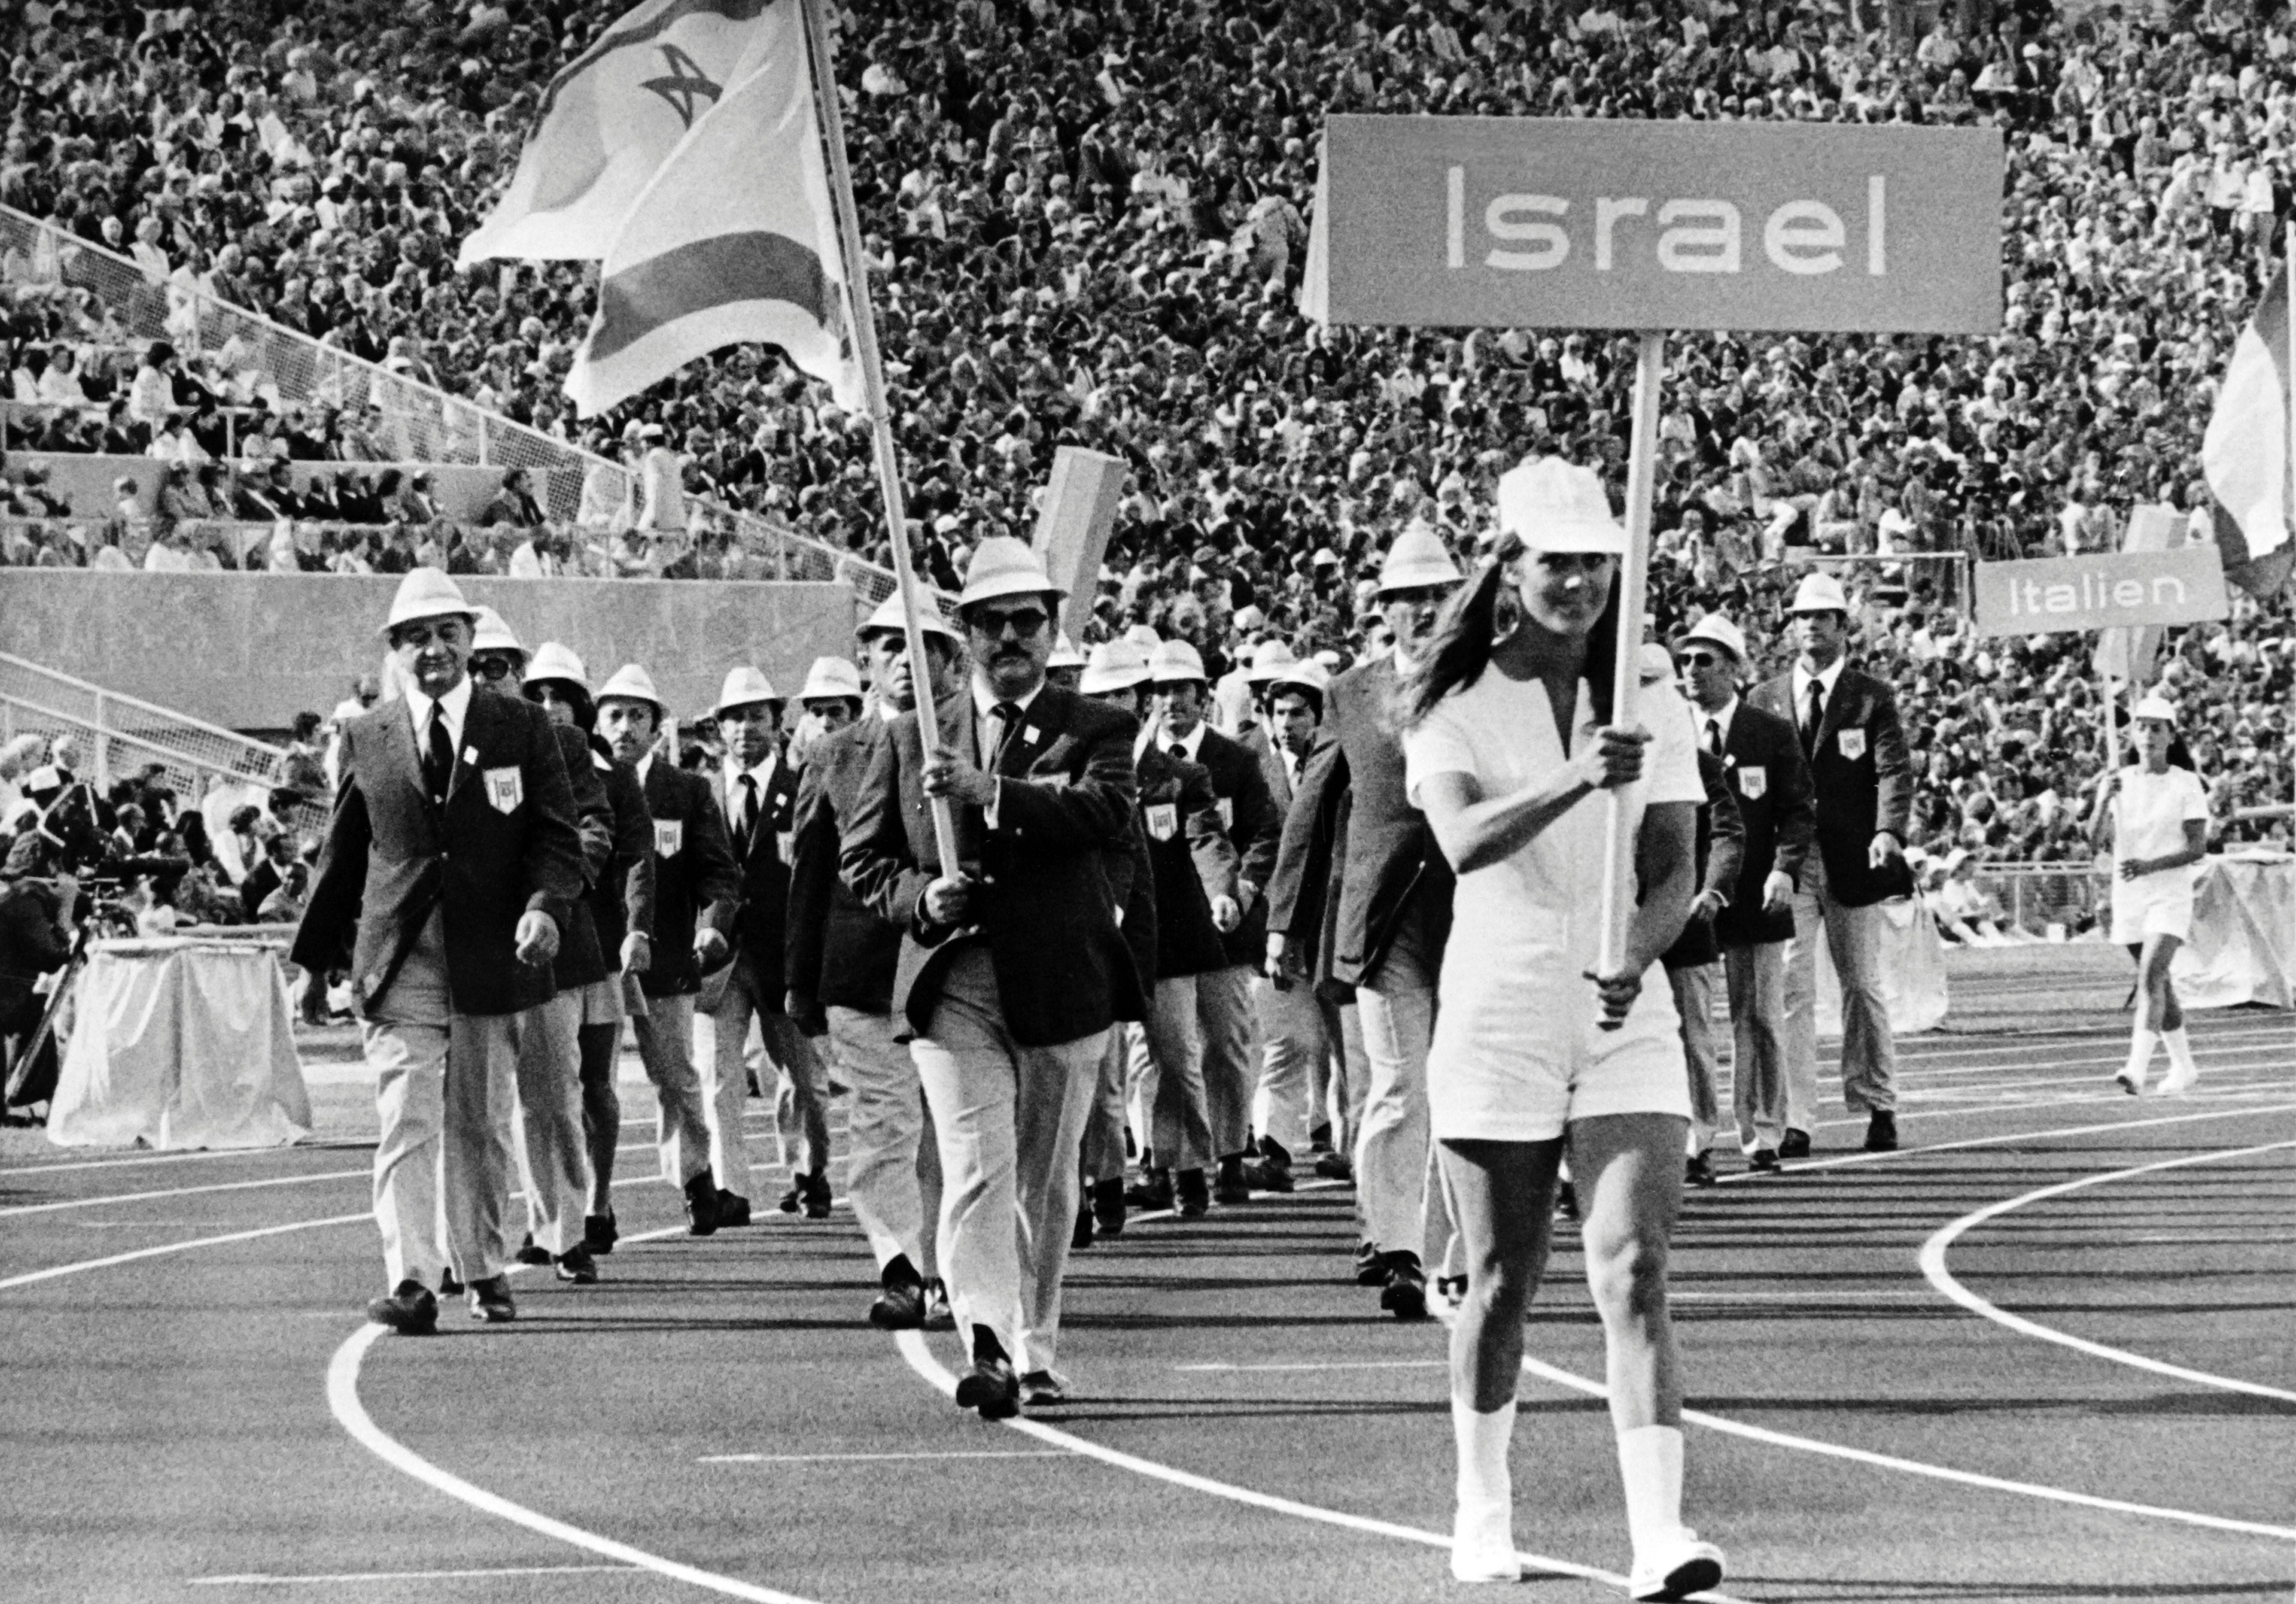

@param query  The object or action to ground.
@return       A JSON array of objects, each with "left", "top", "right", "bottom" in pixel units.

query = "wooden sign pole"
[{"left": 1596, "top": 332, "right": 1667, "bottom": 979}]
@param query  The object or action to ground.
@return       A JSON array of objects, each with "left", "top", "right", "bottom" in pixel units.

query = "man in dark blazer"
[
  {"left": 841, "top": 541, "right": 1141, "bottom": 1418},
  {"left": 1146, "top": 637, "right": 1280, "bottom": 1205},
  {"left": 786, "top": 595, "right": 961, "bottom": 1329},
  {"left": 1748, "top": 574, "right": 1914, "bottom": 1154},
  {"left": 1264, "top": 526, "right": 1461, "bottom": 1321},
  {"left": 700, "top": 664, "right": 826, "bottom": 1225},
  {"left": 1677, "top": 614, "right": 1814, "bottom": 1173},
  {"left": 292, "top": 569, "right": 583, "bottom": 1333},
  {"left": 594, "top": 662, "right": 743, "bottom": 1232}
]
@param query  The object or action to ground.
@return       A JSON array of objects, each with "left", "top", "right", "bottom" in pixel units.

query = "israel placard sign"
[
  {"left": 1319, "top": 117, "right": 2001, "bottom": 334},
  {"left": 1972, "top": 547, "right": 2231, "bottom": 638}
]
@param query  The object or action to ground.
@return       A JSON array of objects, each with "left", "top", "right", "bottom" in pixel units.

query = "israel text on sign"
[
  {"left": 1972, "top": 547, "right": 2231, "bottom": 638},
  {"left": 1319, "top": 117, "right": 2001, "bottom": 334}
]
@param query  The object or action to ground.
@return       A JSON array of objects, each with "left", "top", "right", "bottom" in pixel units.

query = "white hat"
[
  {"left": 1270, "top": 658, "right": 1331, "bottom": 698},
  {"left": 1787, "top": 572, "right": 1851, "bottom": 614},
  {"left": 1310, "top": 547, "right": 1343, "bottom": 569},
  {"left": 469, "top": 604, "right": 523, "bottom": 658},
  {"left": 1376, "top": 522, "right": 1464, "bottom": 595},
  {"left": 1496, "top": 457, "right": 1628, "bottom": 556},
  {"left": 1046, "top": 631, "right": 1086, "bottom": 670},
  {"left": 712, "top": 666, "right": 780, "bottom": 718},
  {"left": 2132, "top": 694, "right": 2179, "bottom": 724},
  {"left": 379, "top": 566, "right": 475, "bottom": 634},
  {"left": 1638, "top": 642, "right": 1678, "bottom": 685},
  {"left": 957, "top": 535, "right": 1064, "bottom": 608},
  {"left": 1079, "top": 639, "right": 1154, "bottom": 695},
  {"left": 1148, "top": 639, "right": 1209, "bottom": 685},
  {"left": 1122, "top": 623, "right": 1163, "bottom": 651},
  {"left": 858, "top": 589, "right": 962, "bottom": 645},
  {"left": 1233, "top": 604, "right": 1267, "bottom": 632},
  {"left": 22, "top": 765, "right": 62, "bottom": 794},
  {"left": 1677, "top": 613, "right": 1749, "bottom": 664},
  {"left": 798, "top": 656, "right": 864, "bottom": 703},
  {"left": 596, "top": 662, "right": 664, "bottom": 713},
  {"left": 523, "top": 641, "right": 589, "bottom": 690},
  {"left": 1245, "top": 639, "right": 1300, "bottom": 684}
]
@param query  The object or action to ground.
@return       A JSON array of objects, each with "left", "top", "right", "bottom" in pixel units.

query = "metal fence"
[
  {"left": 0, "top": 204, "right": 901, "bottom": 602},
  {"left": 1947, "top": 862, "right": 2111, "bottom": 941}
]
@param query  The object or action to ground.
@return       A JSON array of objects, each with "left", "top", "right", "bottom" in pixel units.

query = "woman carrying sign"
[
  {"left": 1397, "top": 458, "right": 1723, "bottom": 1600},
  {"left": 2086, "top": 695, "right": 2209, "bottom": 1095}
]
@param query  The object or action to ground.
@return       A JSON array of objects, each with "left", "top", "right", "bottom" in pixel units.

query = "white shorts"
[
  {"left": 1427, "top": 978, "right": 1693, "bottom": 1145},
  {"left": 2110, "top": 878, "right": 2193, "bottom": 948}
]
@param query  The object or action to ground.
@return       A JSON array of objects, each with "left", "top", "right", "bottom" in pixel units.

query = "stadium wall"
[{"left": 0, "top": 572, "right": 861, "bottom": 730}]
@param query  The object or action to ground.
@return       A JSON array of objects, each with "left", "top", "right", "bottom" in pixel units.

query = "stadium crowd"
[{"left": 1, "top": 0, "right": 2292, "bottom": 858}]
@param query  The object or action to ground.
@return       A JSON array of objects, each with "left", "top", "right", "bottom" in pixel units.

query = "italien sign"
[{"left": 1973, "top": 547, "right": 2232, "bottom": 638}]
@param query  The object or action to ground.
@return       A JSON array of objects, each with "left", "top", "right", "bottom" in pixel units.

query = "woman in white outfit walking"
[
  {"left": 1397, "top": 458, "right": 1723, "bottom": 1601},
  {"left": 2086, "top": 695, "right": 2209, "bottom": 1095}
]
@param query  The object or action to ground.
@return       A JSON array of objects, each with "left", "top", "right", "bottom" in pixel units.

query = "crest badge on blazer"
[
  {"left": 1145, "top": 802, "right": 1178, "bottom": 842},
  {"left": 1737, "top": 764, "right": 1767, "bottom": 800},
  {"left": 1838, "top": 729, "right": 1866, "bottom": 760},
  {"left": 1215, "top": 796, "right": 1235, "bottom": 830},
  {"left": 655, "top": 819, "right": 684, "bottom": 857},
  {"left": 483, "top": 766, "right": 523, "bottom": 814}
]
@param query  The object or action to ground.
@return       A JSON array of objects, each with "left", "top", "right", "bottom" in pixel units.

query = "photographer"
[{"left": 0, "top": 842, "right": 80, "bottom": 1121}]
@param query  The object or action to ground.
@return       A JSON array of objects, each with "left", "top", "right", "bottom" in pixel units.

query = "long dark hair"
[{"left": 1397, "top": 532, "right": 1622, "bottom": 728}]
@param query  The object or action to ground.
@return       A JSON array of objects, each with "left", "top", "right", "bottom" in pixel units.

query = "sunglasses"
[
  {"left": 1678, "top": 651, "right": 1727, "bottom": 669},
  {"left": 468, "top": 656, "right": 520, "bottom": 682},
  {"left": 972, "top": 607, "right": 1049, "bottom": 640}
]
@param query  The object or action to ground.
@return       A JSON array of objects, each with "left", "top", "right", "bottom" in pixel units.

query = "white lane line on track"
[
  {"left": 700, "top": 1451, "right": 1069, "bottom": 1463},
  {"left": 190, "top": 1565, "right": 643, "bottom": 1586},
  {"left": 1177, "top": 1360, "right": 1449, "bottom": 1373},
  {"left": 1917, "top": 1138, "right": 2296, "bottom": 1405},
  {"left": 891, "top": 1330, "right": 1746, "bottom": 1602},
  {"left": 1514, "top": 1350, "right": 2296, "bottom": 1543},
  {"left": 0, "top": 1213, "right": 370, "bottom": 1291}
]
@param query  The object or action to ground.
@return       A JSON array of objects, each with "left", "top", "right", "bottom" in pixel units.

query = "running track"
[{"left": 3, "top": 1013, "right": 2290, "bottom": 1604}]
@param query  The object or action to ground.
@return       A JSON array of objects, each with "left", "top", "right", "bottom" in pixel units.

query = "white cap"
[
  {"left": 957, "top": 535, "right": 1064, "bottom": 608},
  {"left": 798, "top": 656, "right": 864, "bottom": 703},
  {"left": 858, "top": 589, "right": 962, "bottom": 645},
  {"left": 1375, "top": 522, "right": 1463, "bottom": 595},
  {"left": 1677, "top": 613, "right": 1749, "bottom": 664},
  {"left": 1638, "top": 642, "right": 1678, "bottom": 685},
  {"left": 1148, "top": 639, "right": 1208, "bottom": 685},
  {"left": 1496, "top": 457, "right": 1628, "bottom": 556},
  {"left": 1123, "top": 623, "right": 1163, "bottom": 651},
  {"left": 523, "top": 641, "right": 589, "bottom": 690},
  {"left": 469, "top": 604, "right": 523, "bottom": 658},
  {"left": 596, "top": 663, "right": 664, "bottom": 713},
  {"left": 2132, "top": 694, "right": 2179, "bottom": 724},
  {"left": 1788, "top": 572, "right": 1851, "bottom": 614},
  {"left": 1047, "top": 631, "right": 1086, "bottom": 670},
  {"left": 1270, "top": 658, "right": 1331, "bottom": 698},
  {"left": 712, "top": 666, "right": 780, "bottom": 718},
  {"left": 1245, "top": 639, "right": 1300, "bottom": 684},
  {"left": 379, "top": 567, "right": 475, "bottom": 634},
  {"left": 1079, "top": 639, "right": 1154, "bottom": 695}
]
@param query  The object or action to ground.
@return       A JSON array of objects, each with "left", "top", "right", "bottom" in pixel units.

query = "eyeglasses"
[
  {"left": 1678, "top": 652, "right": 1726, "bottom": 669},
  {"left": 468, "top": 656, "right": 520, "bottom": 682},
  {"left": 972, "top": 607, "right": 1049, "bottom": 640}
]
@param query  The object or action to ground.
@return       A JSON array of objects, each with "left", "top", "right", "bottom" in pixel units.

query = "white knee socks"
[
  {"left": 2160, "top": 1027, "right": 2199, "bottom": 1092},
  {"left": 2120, "top": 1028, "right": 2158, "bottom": 1090},
  {"left": 1616, "top": 1424, "right": 1687, "bottom": 1559},
  {"left": 1453, "top": 1395, "right": 1516, "bottom": 1505}
]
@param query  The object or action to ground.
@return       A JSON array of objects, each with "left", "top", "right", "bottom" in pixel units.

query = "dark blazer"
[
  {"left": 840, "top": 685, "right": 1142, "bottom": 1047},
  {"left": 635, "top": 758, "right": 740, "bottom": 999},
  {"left": 1135, "top": 742, "right": 1237, "bottom": 982},
  {"left": 1661, "top": 748, "right": 1746, "bottom": 970},
  {"left": 586, "top": 749, "right": 657, "bottom": 965},
  {"left": 1749, "top": 663, "right": 1913, "bottom": 908},
  {"left": 1163, "top": 724, "right": 1280, "bottom": 968},
  {"left": 0, "top": 880, "right": 71, "bottom": 1032},
  {"left": 1707, "top": 700, "right": 1816, "bottom": 949},
  {"left": 786, "top": 717, "right": 901, "bottom": 1014},
  {"left": 716, "top": 751, "right": 803, "bottom": 998},
  {"left": 1265, "top": 654, "right": 1453, "bottom": 988},
  {"left": 293, "top": 687, "right": 583, "bottom": 1019},
  {"left": 544, "top": 719, "right": 611, "bottom": 991}
]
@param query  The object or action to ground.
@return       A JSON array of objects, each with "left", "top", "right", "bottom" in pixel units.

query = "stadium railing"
[{"left": 0, "top": 205, "right": 902, "bottom": 604}]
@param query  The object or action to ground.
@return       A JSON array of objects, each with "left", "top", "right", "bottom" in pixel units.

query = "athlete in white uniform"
[
  {"left": 2087, "top": 695, "right": 2209, "bottom": 1095},
  {"left": 1398, "top": 458, "right": 1724, "bottom": 1603}
]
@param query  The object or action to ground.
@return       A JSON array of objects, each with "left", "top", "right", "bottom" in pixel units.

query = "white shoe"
[
  {"left": 2157, "top": 1062, "right": 2199, "bottom": 1095},
  {"left": 1629, "top": 1529, "right": 1725, "bottom": 1601},
  {"left": 1450, "top": 1497, "right": 1522, "bottom": 1583}
]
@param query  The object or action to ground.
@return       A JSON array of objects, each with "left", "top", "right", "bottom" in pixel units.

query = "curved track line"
[
  {"left": 891, "top": 1330, "right": 1747, "bottom": 1601},
  {"left": 1917, "top": 1138, "right": 2296, "bottom": 1405},
  {"left": 328, "top": 1322, "right": 823, "bottom": 1604},
  {"left": 0, "top": 1167, "right": 370, "bottom": 1220},
  {"left": 1513, "top": 1352, "right": 2296, "bottom": 1542},
  {"left": 0, "top": 1212, "right": 370, "bottom": 1291}
]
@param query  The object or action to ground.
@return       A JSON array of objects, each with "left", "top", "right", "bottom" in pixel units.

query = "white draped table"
[
  {"left": 47, "top": 937, "right": 312, "bottom": 1150},
  {"left": 2173, "top": 853, "right": 2296, "bottom": 1010}
]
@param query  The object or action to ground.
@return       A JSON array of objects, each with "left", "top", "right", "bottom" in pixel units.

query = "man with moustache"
[
  {"left": 1253, "top": 657, "right": 1336, "bottom": 1185},
  {"left": 785, "top": 595, "right": 963, "bottom": 1329},
  {"left": 1265, "top": 525, "right": 1462, "bottom": 1321},
  {"left": 841, "top": 540, "right": 1141, "bottom": 1416}
]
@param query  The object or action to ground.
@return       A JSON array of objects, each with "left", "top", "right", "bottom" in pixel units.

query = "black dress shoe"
[
  {"left": 438, "top": 1266, "right": 464, "bottom": 1296},
  {"left": 1125, "top": 1169, "right": 1173, "bottom": 1212},
  {"left": 870, "top": 1277, "right": 927, "bottom": 1329},
  {"left": 1684, "top": 1152, "right": 1717, "bottom": 1188},
  {"left": 1779, "top": 1128, "right": 1812, "bottom": 1159},
  {"left": 1070, "top": 1204, "right": 1095, "bottom": 1251},
  {"left": 1090, "top": 1176, "right": 1126, "bottom": 1238},
  {"left": 1555, "top": 1179, "right": 1579, "bottom": 1221},
  {"left": 1212, "top": 1155, "right": 1250, "bottom": 1205},
  {"left": 1307, "top": 1122, "right": 1333, "bottom": 1154},
  {"left": 1381, "top": 1253, "right": 1428, "bottom": 1320},
  {"left": 800, "top": 1171, "right": 833, "bottom": 1219},
  {"left": 684, "top": 1172, "right": 722, "bottom": 1236},
  {"left": 1353, "top": 1241, "right": 1388, "bottom": 1286},
  {"left": 716, "top": 1190, "right": 753, "bottom": 1228},
  {"left": 954, "top": 1355, "right": 1019, "bottom": 1419},
  {"left": 583, "top": 1213, "right": 618, "bottom": 1255},
  {"left": 922, "top": 1278, "right": 954, "bottom": 1331},
  {"left": 515, "top": 1233, "right": 553, "bottom": 1267},
  {"left": 1244, "top": 1154, "right": 1294, "bottom": 1193},
  {"left": 777, "top": 1182, "right": 804, "bottom": 1214},
  {"left": 1747, "top": 1147, "right": 1780, "bottom": 1173},
  {"left": 466, "top": 1275, "right": 516, "bottom": 1323},
  {"left": 554, "top": 1245, "right": 599, "bottom": 1284},
  {"left": 1175, "top": 1167, "right": 1210, "bottom": 1218},
  {"left": 365, "top": 1280, "right": 438, "bottom": 1335},
  {"left": 1315, "top": 1151, "right": 1354, "bottom": 1182},
  {"left": 1863, "top": 1110, "right": 1899, "bottom": 1152}
]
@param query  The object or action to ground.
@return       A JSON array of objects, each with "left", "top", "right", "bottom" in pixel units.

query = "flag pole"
[
  {"left": 1596, "top": 330, "right": 1666, "bottom": 980},
  {"left": 798, "top": 0, "right": 958, "bottom": 880}
]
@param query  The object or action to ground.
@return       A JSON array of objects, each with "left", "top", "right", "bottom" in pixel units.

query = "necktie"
[
  {"left": 989, "top": 702, "right": 1023, "bottom": 768},
  {"left": 1168, "top": 742, "right": 1188, "bottom": 763},
  {"left": 738, "top": 772, "right": 759, "bottom": 850},
  {"left": 1803, "top": 679, "right": 1825, "bottom": 757},
  {"left": 1704, "top": 718, "right": 1722, "bottom": 757},
  {"left": 422, "top": 705, "right": 454, "bottom": 802}
]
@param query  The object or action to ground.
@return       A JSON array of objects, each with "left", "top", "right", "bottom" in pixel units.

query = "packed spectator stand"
[{"left": 3, "top": 0, "right": 2293, "bottom": 893}]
